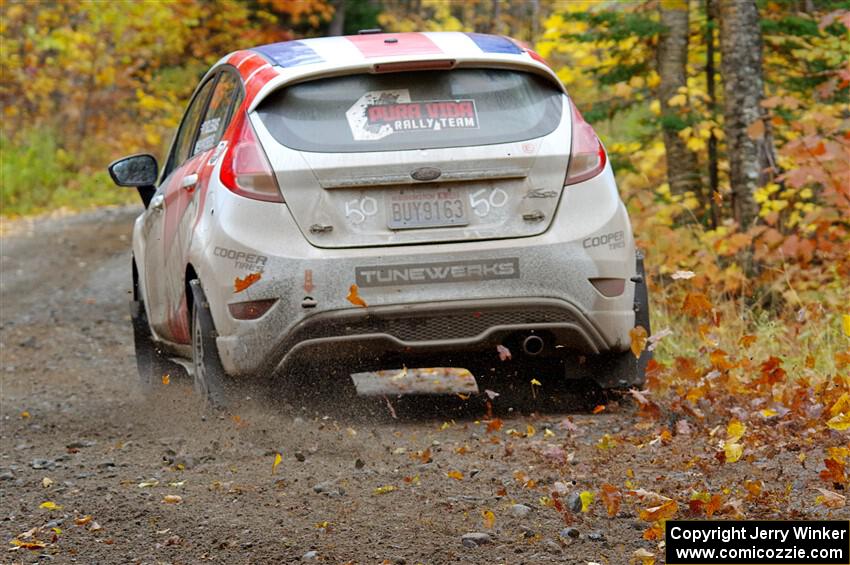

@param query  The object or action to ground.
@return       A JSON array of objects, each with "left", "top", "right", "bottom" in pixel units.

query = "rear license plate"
[{"left": 386, "top": 188, "right": 469, "bottom": 229}]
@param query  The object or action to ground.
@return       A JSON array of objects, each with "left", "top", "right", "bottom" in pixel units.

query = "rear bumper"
[{"left": 264, "top": 297, "right": 607, "bottom": 375}]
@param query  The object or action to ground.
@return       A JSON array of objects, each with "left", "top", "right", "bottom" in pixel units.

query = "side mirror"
[
  {"left": 107, "top": 154, "right": 158, "bottom": 208},
  {"left": 108, "top": 154, "right": 158, "bottom": 187}
]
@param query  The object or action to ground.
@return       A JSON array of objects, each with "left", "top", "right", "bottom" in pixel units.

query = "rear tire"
[
  {"left": 130, "top": 300, "right": 175, "bottom": 392},
  {"left": 189, "top": 279, "right": 230, "bottom": 407}
]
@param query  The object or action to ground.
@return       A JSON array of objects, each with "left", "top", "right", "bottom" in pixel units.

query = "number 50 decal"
[
  {"left": 345, "top": 196, "right": 378, "bottom": 224},
  {"left": 469, "top": 188, "right": 509, "bottom": 217}
]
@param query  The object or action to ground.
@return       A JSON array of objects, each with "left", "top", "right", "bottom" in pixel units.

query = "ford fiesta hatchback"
[{"left": 108, "top": 31, "right": 651, "bottom": 405}]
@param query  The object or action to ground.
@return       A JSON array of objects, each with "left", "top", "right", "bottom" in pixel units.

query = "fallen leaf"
[
  {"left": 682, "top": 292, "right": 712, "bottom": 317},
  {"left": 675, "top": 419, "right": 692, "bottom": 435},
  {"left": 739, "top": 335, "right": 757, "bottom": 348},
  {"left": 593, "top": 404, "right": 606, "bottom": 414},
  {"left": 137, "top": 479, "right": 159, "bottom": 488},
  {"left": 814, "top": 488, "right": 846, "bottom": 508},
  {"left": 75, "top": 516, "right": 93, "bottom": 526},
  {"left": 827, "top": 412, "right": 850, "bottom": 431},
  {"left": 39, "top": 501, "right": 61, "bottom": 510},
  {"left": 632, "top": 547, "right": 655, "bottom": 565},
  {"left": 482, "top": 509, "right": 495, "bottom": 529},
  {"left": 42, "top": 477, "right": 53, "bottom": 488},
  {"left": 234, "top": 272, "right": 261, "bottom": 293},
  {"left": 486, "top": 418, "right": 503, "bottom": 433},
  {"left": 20, "top": 410, "right": 31, "bottom": 419},
  {"left": 446, "top": 470, "right": 464, "bottom": 481},
  {"left": 630, "top": 326, "right": 648, "bottom": 358},
  {"left": 9, "top": 539, "right": 46, "bottom": 550},
  {"left": 639, "top": 499, "right": 678, "bottom": 522},
  {"left": 496, "top": 344, "right": 512, "bottom": 361},
  {"left": 484, "top": 389, "right": 500, "bottom": 400},
  {"left": 530, "top": 378, "right": 541, "bottom": 387},
  {"left": 346, "top": 284, "right": 367, "bottom": 307},
  {"left": 272, "top": 452, "right": 282, "bottom": 475},
  {"left": 580, "top": 490, "right": 594, "bottom": 512},
  {"left": 544, "top": 428, "right": 556, "bottom": 438},
  {"left": 162, "top": 495, "right": 182, "bottom": 504},
  {"left": 727, "top": 419, "right": 746, "bottom": 442},
  {"left": 373, "top": 485, "right": 397, "bottom": 495},
  {"left": 161, "top": 373, "right": 170, "bottom": 385},
  {"left": 600, "top": 483, "right": 622, "bottom": 517},
  {"left": 671, "top": 270, "right": 695, "bottom": 280},
  {"left": 843, "top": 314, "right": 850, "bottom": 337},
  {"left": 526, "top": 424, "right": 536, "bottom": 437}
]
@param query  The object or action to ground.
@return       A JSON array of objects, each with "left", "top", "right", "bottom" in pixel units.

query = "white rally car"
[{"left": 108, "top": 31, "right": 651, "bottom": 405}]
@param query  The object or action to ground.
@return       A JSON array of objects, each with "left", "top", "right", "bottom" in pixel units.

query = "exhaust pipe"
[{"left": 522, "top": 335, "right": 545, "bottom": 356}]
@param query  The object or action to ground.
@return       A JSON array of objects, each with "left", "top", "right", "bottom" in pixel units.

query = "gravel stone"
[
  {"left": 510, "top": 503, "right": 532, "bottom": 518},
  {"left": 461, "top": 532, "right": 492, "bottom": 546}
]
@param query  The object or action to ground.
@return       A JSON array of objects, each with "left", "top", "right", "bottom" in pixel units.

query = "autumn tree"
[
  {"left": 718, "top": 0, "right": 776, "bottom": 229},
  {"left": 657, "top": 0, "right": 702, "bottom": 207}
]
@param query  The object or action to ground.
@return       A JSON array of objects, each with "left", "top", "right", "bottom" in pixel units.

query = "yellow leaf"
[
  {"left": 544, "top": 428, "right": 555, "bottom": 438},
  {"left": 630, "top": 326, "right": 648, "bottom": 358},
  {"left": 526, "top": 424, "right": 536, "bottom": 437},
  {"left": 20, "top": 410, "right": 30, "bottom": 419},
  {"left": 446, "top": 470, "right": 464, "bottom": 480},
  {"left": 39, "top": 501, "right": 61, "bottom": 510},
  {"left": 829, "top": 393, "right": 850, "bottom": 417},
  {"left": 373, "top": 485, "right": 397, "bottom": 495},
  {"left": 759, "top": 408, "right": 778, "bottom": 418},
  {"left": 315, "top": 521, "right": 331, "bottom": 529},
  {"left": 726, "top": 420, "right": 746, "bottom": 442},
  {"left": 639, "top": 499, "right": 678, "bottom": 522},
  {"left": 482, "top": 509, "right": 495, "bottom": 529},
  {"left": 580, "top": 490, "right": 594, "bottom": 512},
  {"left": 272, "top": 452, "right": 282, "bottom": 475},
  {"left": 724, "top": 442, "right": 743, "bottom": 463},
  {"left": 842, "top": 314, "right": 850, "bottom": 337},
  {"left": 826, "top": 412, "right": 850, "bottom": 431},
  {"left": 530, "top": 378, "right": 542, "bottom": 386},
  {"left": 668, "top": 93, "right": 687, "bottom": 107},
  {"left": 161, "top": 374, "right": 170, "bottom": 385},
  {"left": 75, "top": 515, "right": 93, "bottom": 526}
]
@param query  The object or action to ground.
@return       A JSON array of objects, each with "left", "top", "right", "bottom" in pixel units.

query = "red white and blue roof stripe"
[{"left": 218, "top": 32, "right": 555, "bottom": 104}]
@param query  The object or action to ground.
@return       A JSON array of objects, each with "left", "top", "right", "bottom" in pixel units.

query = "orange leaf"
[
  {"left": 682, "top": 292, "right": 712, "bottom": 317},
  {"left": 446, "top": 470, "right": 463, "bottom": 480},
  {"left": 234, "top": 272, "right": 261, "bottom": 293},
  {"left": 600, "top": 483, "right": 622, "bottom": 518},
  {"left": 593, "top": 404, "right": 606, "bottom": 414},
  {"left": 756, "top": 356, "right": 786, "bottom": 387},
  {"left": 705, "top": 494, "right": 723, "bottom": 517},
  {"left": 419, "top": 448, "right": 432, "bottom": 464},
  {"left": 739, "top": 335, "right": 757, "bottom": 348},
  {"left": 746, "top": 119, "right": 765, "bottom": 140},
  {"left": 630, "top": 326, "right": 648, "bottom": 358},
  {"left": 639, "top": 499, "right": 678, "bottom": 522},
  {"left": 643, "top": 524, "right": 664, "bottom": 540},
  {"left": 346, "top": 284, "right": 367, "bottom": 307},
  {"left": 486, "top": 418, "right": 503, "bottom": 433},
  {"left": 820, "top": 457, "right": 846, "bottom": 485}
]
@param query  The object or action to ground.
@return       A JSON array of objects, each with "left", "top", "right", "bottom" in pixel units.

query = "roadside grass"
[{"left": 1, "top": 131, "right": 136, "bottom": 217}]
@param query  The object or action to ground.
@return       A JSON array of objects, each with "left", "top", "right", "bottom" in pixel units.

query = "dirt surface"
[{"left": 0, "top": 207, "right": 838, "bottom": 564}]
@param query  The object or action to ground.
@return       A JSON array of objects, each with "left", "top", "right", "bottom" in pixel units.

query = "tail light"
[
  {"left": 220, "top": 113, "right": 283, "bottom": 202},
  {"left": 564, "top": 99, "right": 607, "bottom": 186}
]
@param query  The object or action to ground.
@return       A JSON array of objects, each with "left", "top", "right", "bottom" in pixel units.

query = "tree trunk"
[
  {"left": 718, "top": 0, "right": 771, "bottom": 229},
  {"left": 329, "top": 0, "right": 345, "bottom": 36},
  {"left": 705, "top": 0, "right": 719, "bottom": 228},
  {"left": 490, "top": 0, "right": 501, "bottom": 34},
  {"left": 657, "top": 0, "right": 703, "bottom": 209}
]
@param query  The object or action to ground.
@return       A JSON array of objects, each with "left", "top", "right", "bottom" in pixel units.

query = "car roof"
[{"left": 210, "top": 32, "right": 559, "bottom": 110}]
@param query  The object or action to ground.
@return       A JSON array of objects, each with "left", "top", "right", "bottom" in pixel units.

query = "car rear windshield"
[{"left": 256, "top": 68, "right": 564, "bottom": 153}]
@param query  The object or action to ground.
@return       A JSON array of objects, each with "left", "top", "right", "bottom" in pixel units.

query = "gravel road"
[{"left": 0, "top": 207, "right": 831, "bottom": 564}]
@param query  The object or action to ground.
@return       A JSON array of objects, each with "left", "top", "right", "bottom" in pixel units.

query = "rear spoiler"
[{"left": 247, "top": 56, "right": 567, "bottom": 113}]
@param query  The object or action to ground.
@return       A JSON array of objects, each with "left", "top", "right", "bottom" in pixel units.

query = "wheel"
[
  {"left": 189, "top": 279, "right": 230, "bottom": 407},
  {"left": 130, "top": 300, "right": 175, "bottom": 392},
  {"left": 575, "top": 251, "right": 652, "bottom": 391}
]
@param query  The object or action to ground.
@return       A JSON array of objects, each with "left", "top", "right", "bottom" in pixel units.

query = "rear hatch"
[{"left": 253, "top": 68, "right": 570, "bottom": 248}]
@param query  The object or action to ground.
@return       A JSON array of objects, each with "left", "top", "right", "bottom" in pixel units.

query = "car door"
[{"left": 144, "top": 77, "right": 216, "bottom": 342}]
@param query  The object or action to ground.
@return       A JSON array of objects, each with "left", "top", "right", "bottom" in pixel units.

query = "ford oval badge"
[{"left": 410, "top": 167, "right": 442, "bottom": 182}]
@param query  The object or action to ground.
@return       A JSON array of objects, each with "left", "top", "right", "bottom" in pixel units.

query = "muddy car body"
[{"left": 108, "top": 31, "right": 651, "bottom": 403}]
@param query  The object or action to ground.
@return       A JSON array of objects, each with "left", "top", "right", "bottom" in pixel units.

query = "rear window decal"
[{"left": 346, "top": 90, "right": 478, "bottom": 141}]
